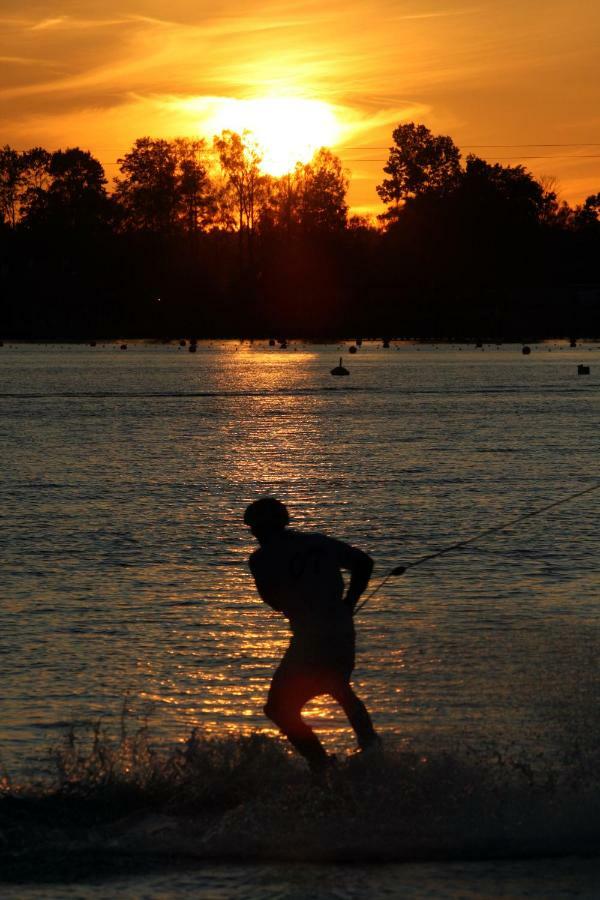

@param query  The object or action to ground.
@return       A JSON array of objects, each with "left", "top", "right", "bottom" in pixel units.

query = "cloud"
[
  {"left": 394, "top": 7, "right": 478, "bottom": 20},
  {"left": 0, "top": 55, "right": 56, "bottom": 65},
  {"left": 30, "top": 17, "right": 69, "bottom": 31}
]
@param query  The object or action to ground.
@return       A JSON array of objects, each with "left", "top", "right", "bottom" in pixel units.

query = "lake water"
[{"left": 1, "top": 341, "right": 599, "bottom": 896}]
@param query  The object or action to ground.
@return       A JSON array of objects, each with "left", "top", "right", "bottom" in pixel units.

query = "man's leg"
[
  {"left": 264, "top": 668, "right": 330, "bottom": 771},
  {"left": 331, "top": 679, "right": 380, "bottom": 750}
]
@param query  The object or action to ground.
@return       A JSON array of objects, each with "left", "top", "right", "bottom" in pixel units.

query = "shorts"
[{"left": 267, "top": 637, "right": 355, "bottom": 709}]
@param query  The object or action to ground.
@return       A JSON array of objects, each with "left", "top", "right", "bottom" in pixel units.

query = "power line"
[
  {"left": 101, "top": 153, "right": 600, "bottom": 166},
  {"left": 340, "top": 143, "right": 600, "bottom": 150},
  {"left": 11, "top": 142, "right": 600, "bottom": 154},
  {"left": 342, "top": 155, "right": 600, "bottom": 162}
]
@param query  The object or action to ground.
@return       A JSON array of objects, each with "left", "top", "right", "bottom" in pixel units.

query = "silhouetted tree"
[
  {"left": 213, "top": 130, "right": 267, "bottom": 232},
  {"left": 214, "top": 130, "right": 268, "bottom": 268},
  {"left": 115, "top": 138, "right": 180, "bottom": 233},
  {"left": 17, "top": 148, "right": 52, "bottom": 224},
  {"left": 115, "top": 137, "right": 218, "bottom": 234},
  {"left": 533, "top": 176, "right": 574, "bottom": 229},
  {"left": 0, "top": 146, "right": 21, "bottom": 227},
  {"left": 377, "top": 123, "right": 461, "bottom": 216},
  {"left": 296, "top": 148, "right": 348, "bottom": 232},
  {"left": 264, "top": 149, "right": 348, "bottom": 234},
  {"left": 0, "top": 146, "right": 53, "bottom": 227},
  {"left": 264, "top": 170, "right": 298, "bottom": 234},
  {"left": 573, "top": 192, "right": 600, "bottom": 229},
  {"left": 23, "top": 148, "right": 110, "bottom": 230},
  {"left": 173, "top": 138, "right": 216, "bottom": 233},
  {"left": 459, "top": 155, "right": 547, "bottom": 224}
]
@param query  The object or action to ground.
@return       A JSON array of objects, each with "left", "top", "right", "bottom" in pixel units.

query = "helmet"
[{"left": 243, "top": 497, "right": 290, "bottom": 529}]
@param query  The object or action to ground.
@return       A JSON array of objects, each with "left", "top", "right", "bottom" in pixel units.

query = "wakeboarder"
[{"left": 244, "top": 497, "right": 381, "bottom": 772}]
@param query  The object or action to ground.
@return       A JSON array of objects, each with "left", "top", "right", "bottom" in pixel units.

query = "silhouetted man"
[{"left": 245, "top": 496, "right": 381, "bottom": 772}]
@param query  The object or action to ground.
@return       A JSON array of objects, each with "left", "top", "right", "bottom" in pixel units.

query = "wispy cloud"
[
  {"left": 394, "top": 7, "right": 479, "bottom": 20},
  {"left": 30, "top": 17, "right": 68, "bottom": 31},
  {"left": 30, "top": 15, "right": 134, "bottom": 31},
  {"left": 0, "top": 55, "right": 56, "bottom": 65}
]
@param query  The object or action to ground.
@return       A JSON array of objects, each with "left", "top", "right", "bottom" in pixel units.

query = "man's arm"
[
  {"left": 249, "top": 554, "right": 282, "bottom": 611},
  {"left": 336, "top": 544, "right": 374, "bottom": 611}
]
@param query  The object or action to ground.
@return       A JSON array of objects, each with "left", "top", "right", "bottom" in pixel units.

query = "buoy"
[
  {"left": 578, "top": 364, "right": 590, "bottom": 375},
  {"left": 89, "top": 341, "right": 96, "bottom": 347},
  {"left": 189, "top": 343, "right": 197, "bottom": 353},
  {"left": 570, "top": 338, "right": 577, "bottom": 348},
  {"left": 179, "top": 339, "right": 186, "bottom": 347},
  {"left": 331, "top": 357, "right": 349, "bottom": 376},
  {"left": 120, "top": 343, "right": 127, "bottom": 350},
  {"left": 268, "top": 338, "right": 276, "bottom": 346},
  {"left": 349, "top": 345, "right": 358, "bottom": 354},
  {"left": 522, "top": 345, "right": 531, "bottom": 355},
  {"left": 382, "top": 338, "right": 391, "bottom": 348},
  {"left": 356, "top": 337, "right": 363, "bottom": 347},
  {"left": 279, "top": 340, "right": 288, "bottom": 349}
]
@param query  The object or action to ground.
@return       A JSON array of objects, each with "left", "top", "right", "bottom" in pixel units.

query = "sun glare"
[{"left": 204, "top": 97, "right": 341, "bottom": 176}]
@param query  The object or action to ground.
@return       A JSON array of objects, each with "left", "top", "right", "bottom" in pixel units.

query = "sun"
[{"left": 205, "top": 97, "right": 341, "bottom": 176}]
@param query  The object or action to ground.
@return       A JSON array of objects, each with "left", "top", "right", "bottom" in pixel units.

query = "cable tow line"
[{"left": 355, "top": 481, "right": 600, "bottom": 613}]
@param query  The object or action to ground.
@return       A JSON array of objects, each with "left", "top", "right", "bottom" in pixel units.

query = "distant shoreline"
[{"left": 1, "top": 337, "right": 599, "bottom": 346}]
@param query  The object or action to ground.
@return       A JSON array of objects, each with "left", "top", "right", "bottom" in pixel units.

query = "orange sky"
[{"left": 2, "top": 0, "right": 600, "bottom": 214}]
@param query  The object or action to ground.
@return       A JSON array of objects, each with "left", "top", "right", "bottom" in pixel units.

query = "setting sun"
[{"left": 204, "top": 97, "right": 342, "bottom": 175}]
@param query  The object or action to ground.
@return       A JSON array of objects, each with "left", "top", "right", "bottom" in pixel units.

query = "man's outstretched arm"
[{"left": 338, "top": 545, "right": 374, "bottom": 611}]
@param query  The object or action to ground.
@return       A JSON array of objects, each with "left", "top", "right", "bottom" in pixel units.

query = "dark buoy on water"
[
  {"left": 382, "top": 338, "right": 391, "bottom": 348},
  {"left": 331, "top": 357, "right": 349, "bottom": 376},
  {"left": 120, "top": 343, "right": 127, "bottom": 350},
  {"left": 349, "top": 345, "right": 358, "bottom": 354},
  {"left": 578, "top": 364, "right": 590, "bottom": 375},
  {"left": 189, "top": 343, "right": 197, "bottom": 353},
  {"left": 268, "top": 338, "right": 276, "bottom": 346},
  {"left": 179, "top": 339, "right": 186, "bottom": 347},
  {"left": 356, "top": 337, "right": 363, "bottom": 347},
  {"left": 522, "top": 345, "right": 531, "bottom": 355},
  {"left": 89, "top": 340, "right": 96, "bottom": 347},
  {"left": 279, "top": 339, "right": 288, "bottom": 349},
  {"left": 570, "top": 338, "right": 577, "bottom": 348}
]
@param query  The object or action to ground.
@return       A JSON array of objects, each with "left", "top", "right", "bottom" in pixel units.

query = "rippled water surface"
[
  {"left": 2, "top": 341, "right": 600, "bottom": 896},
  {"left": 2, "top": 341, "right": 599, "bottom": 769}
]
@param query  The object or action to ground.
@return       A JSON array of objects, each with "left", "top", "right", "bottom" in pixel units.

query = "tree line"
[{"left": 1, "top": 124, "right": 599, "bottom": 339}]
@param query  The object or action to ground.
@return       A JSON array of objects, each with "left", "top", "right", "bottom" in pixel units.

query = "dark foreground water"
[
  {"left": 1, "top": 340, "right": 599, "bottom": 896},
  {"left": 4, "top": 857, "right": 600, "bottom": 899}
]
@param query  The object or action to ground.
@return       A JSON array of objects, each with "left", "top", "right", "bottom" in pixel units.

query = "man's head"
[{"left": 244, "top": 497, "right": 289, "bottom": 541}]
